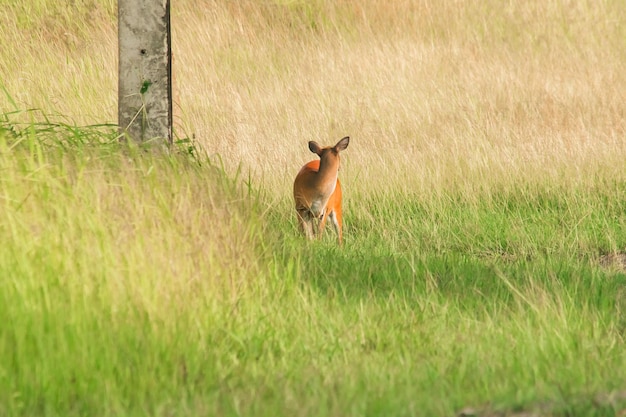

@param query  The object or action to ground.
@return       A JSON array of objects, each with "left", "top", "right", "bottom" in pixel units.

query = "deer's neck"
[
  {"left": 319, "top": 155, "right": 338, "bottom": 179},
  {"left": 316, "top": 155, "right": 339, "bottom": 195}
]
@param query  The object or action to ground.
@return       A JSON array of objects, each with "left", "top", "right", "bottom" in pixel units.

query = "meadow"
[{"left": 1, "top": 0, "right": 626, "bottom": 416}]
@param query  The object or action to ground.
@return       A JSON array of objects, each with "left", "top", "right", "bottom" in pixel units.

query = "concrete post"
[{"left": 118, "top": 0, "right": 172, "bottom": 144}]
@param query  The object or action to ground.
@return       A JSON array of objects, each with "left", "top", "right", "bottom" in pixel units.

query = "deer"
[{"left": 293, "top": 136, "right": 350, "bottom": 245}]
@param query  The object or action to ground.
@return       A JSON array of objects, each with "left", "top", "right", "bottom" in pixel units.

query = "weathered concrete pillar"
[{"left": 118, "top": 0, "right": 172, "bottom": 144}]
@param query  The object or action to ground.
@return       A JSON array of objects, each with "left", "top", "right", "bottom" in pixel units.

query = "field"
[{"left": 1, "top": 0, "right": 626, "bottom": 416}]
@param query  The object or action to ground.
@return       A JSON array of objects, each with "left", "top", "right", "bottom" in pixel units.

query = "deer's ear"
[
  {"left": 335, "top": 136, "right": 350, "bottom": 151},
  {"left": 309, "top": 141, "right": 323, "bottom": 155}
]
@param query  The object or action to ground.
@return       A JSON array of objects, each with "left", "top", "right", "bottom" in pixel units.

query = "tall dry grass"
[
  {"left": 172, "top": 1, "right": 626, "bottom": 198},
  {"left": 0, "top": 0, "right": 116, "bottom": 120},
  {"left": 1, "top": 0, "right": 625, "bottom": 196}
]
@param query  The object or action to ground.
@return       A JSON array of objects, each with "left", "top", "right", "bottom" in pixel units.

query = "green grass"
[
  {"left": 3, "top": 0, "right": 626, "bottom": 415},
  {"left": 1, "top": 113, "right": 626, "bottom": 416}
]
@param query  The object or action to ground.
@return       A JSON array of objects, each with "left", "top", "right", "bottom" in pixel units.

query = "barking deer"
[{"left": 293, "top": 136, "right": 350, "bottom": 245}]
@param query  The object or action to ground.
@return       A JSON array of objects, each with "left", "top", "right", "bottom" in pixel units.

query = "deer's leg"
[
  {"left": 317, "top": 209, "right": 330, "bottom": 240},
  {"left": 328, "top": 209, "right": 342, "bottom": 245},
  {"left": 297, "top": 208, "right": 314, "bottom": 240}
]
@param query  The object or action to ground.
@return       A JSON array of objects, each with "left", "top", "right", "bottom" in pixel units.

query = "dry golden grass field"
[{"left": 3, "top": 1, "right": 625, "bottom": 195}]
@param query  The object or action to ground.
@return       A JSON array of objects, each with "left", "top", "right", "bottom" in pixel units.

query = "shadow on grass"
[{"left": 288, "top": 240, "right": 626, "bottom": 317}]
